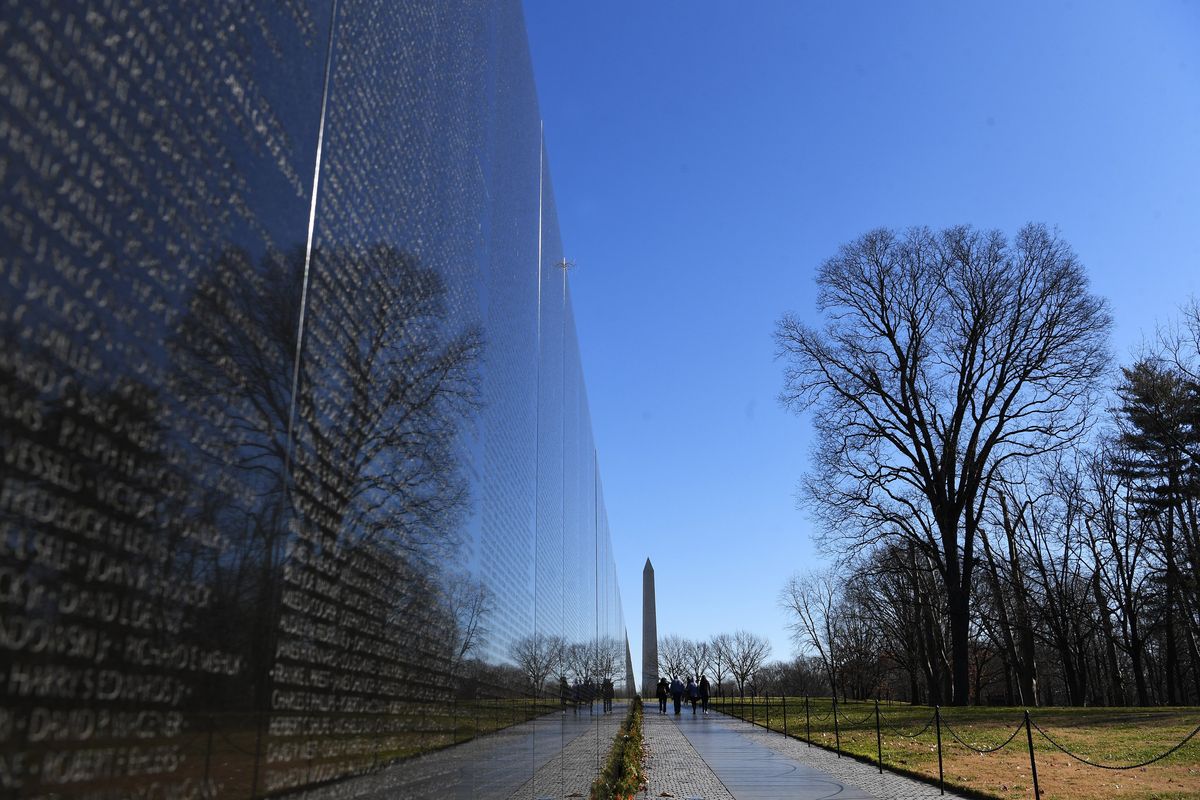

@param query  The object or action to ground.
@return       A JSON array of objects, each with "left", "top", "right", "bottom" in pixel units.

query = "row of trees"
[
  {"left": 777, "top": 224, "right": 1199, "bottom": 706},
  {"left": 507, "top": 634, "right": 627, "bottom": 696},
  {"left": 656, "top": 631, "right": 771, "bottom": 697}
]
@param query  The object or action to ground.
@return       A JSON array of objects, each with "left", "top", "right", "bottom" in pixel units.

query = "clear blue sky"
[{"left": 522, "top": 0, "right": 1200, "bottom": 683}]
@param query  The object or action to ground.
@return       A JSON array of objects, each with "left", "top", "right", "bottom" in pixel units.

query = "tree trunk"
[
  {"left": 1001, "top": 498, "right": 1039, "bottom": 706},
  {"left": 1178, "top": 592, "right": 1200, "bottom": 705},
  {"left": 1092, "top": 571, "right": 1126, "bottom": 706},
  {"left": 1164, "top": 511, "right": 1179, "bottom": 705},
  {"left": 981, "top": 531, "right": 1023, "bottom": 703},
  {"left": 948, "top": 585, "right": 971, "bottom": 705},
  {"left": 1129, "top": 624, "right": 1150, "bottom": 706}
]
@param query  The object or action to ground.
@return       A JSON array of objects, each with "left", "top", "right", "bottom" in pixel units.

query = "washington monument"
[{"left": 641, "top": 558, "right": 657, "bottom": 697}]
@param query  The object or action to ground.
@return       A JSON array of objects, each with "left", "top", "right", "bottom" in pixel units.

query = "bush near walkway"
[
  {"left": 717, "top": 697, "right": 1200, "bottom": 800},
  {"left": 591, "top": 698, "right": 645, "bottom": 800}
]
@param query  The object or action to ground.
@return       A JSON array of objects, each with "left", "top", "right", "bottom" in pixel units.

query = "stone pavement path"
[
  {"left": 292, "top": 704, "right": 625, "bottom": 799},
  {"left": 505, "top": 705, "right": 624, "bottom": 800},
  {"left": 640, "top": 708, "right": 970, "bottom": 800},
  {"left": 642, "top": 708, "right": 735, "bottom": 799}
]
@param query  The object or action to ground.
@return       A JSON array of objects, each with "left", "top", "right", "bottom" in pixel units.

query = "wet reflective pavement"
[{"left": 670, "top": 712, "right": 874, "bottom": 799}]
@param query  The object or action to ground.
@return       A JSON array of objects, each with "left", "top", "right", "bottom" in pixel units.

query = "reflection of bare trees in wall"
[
  {"left": 592, "top": 638, "right": 628, "bottom": 681},
  {"left": 508, "top": 635, "right": 623, "bottom": 696},
  {"left": 509, "top": 632, "right": 564, "bottom": 695},
  {"left": 169, "top": 243, "right": 484, "bottom": 710},
  {"left": 443, "top": 573, "right": 493, "bottom": 682},
  {"left": 169, "top": 247, "right": 301, "bottom": 711},
  {"left": 563, "top": 641, "right": 595, "bottom": 685},
  {"left": 296, "top": 243, "right": 482, "bottom": 560}
]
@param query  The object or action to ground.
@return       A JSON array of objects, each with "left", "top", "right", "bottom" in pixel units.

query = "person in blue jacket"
[{"left": 669, "top": 675, "right": 685, "bottom": 715}]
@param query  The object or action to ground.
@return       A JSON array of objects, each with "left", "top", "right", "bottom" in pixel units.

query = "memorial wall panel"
[{"left": 1, "top": 1, "right": 629, "bottom": 798}]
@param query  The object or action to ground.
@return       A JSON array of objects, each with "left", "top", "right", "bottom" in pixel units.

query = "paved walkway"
[
  {"left": 642, "top": 709, "right": 969, "bottom": 800},
  {"left": 642, "top": 708, "right": 735, "bottom": 799},
  {"left": 505, "top": 705, "right": 624, "bottom": 800},
  {"left": 290, "top": 704, "right": 625, "bottom": 799}
]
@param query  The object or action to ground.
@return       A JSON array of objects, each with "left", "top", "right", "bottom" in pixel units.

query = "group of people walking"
[
  {"left": 654, "top": 674, "right": 710, "bottom": 715},
  {"left": 559, "top": 676, "right": 616, "bottom": 714}
]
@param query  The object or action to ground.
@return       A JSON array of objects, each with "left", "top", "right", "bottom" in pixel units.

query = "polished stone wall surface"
[{"left": 0, "top": 1, "right": 629, "bottom": 797}]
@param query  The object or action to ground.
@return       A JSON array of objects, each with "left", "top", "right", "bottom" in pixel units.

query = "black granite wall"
[{"left": 0, "top": 2, "right": 628, "bottom": 797}]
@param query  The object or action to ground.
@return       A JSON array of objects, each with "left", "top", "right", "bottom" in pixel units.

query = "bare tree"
[
  {"left": 443, "top": 573, "right": 491, "bottom": 679},
  {"left": 593, "top": 636, "right": 625, "bottom": 682},
  {"left": 509, "top": 633, "right": 564, "bottom": 695},
  {"left": 563, "top": 641, "right": 597, "bottom": 684},
  {"left": 781, "top": 571, "right": 842, "bottom": 696},
  {"left": 684, "top": 638, "right": 714, "bottom": 682},
  {"left": 658, "top": 634, "right": 690, "bottom": 681},
  {"left": 710, "top": 634, "right": 733, "bottom": 696},
  {"left": 776, "top": 224, "right": 1111, "bottom": 704},
  {"left": 726, "top": 630, "right": 771, "bottom": 697}
]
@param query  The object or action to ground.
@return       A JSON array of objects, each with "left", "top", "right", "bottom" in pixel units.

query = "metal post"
[
  {"left": 935, "top": 705, "right": 944, "bottom": 795},
  {"left": 1024, "top": 710, "right": 1041, "bottom": 800},
  {"left": 203, "top": 715, "right": 214, "bottom": 791},
  {"left": 783, "top": 693, "right": 788, "bottom": 736},
  {"left": 249, "top": 710, "right": 264, "bottom": 799},
  {"left": 750, "top": 693, "right": 756, "bottom": 725},
  {"left": 874, "top": 700, "right": 882, "bottom": 774},
  {"left": 833, "top": 696, "right": 841, "bottom": 758},
  {"left": 765, "top": 693, "right": 770, "bottom": 729},
  {"left": 805, "top": 695, "right": 811, "bottom": 746}
]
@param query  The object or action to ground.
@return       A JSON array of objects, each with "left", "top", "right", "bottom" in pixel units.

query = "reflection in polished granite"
[
  {"left": 0, "top": 1, "right": 627, "bottom": 798},
  {"left": 282, "top": 706, "right": 621, "bottom": 800},
  {"left": 674, "top": 713, "right": 874, "bottom": 799}
]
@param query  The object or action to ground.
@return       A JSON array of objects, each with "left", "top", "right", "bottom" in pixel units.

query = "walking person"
[
  {"left": 687, "top": 676, "right": 699, "bottom": 714},
  {"left": 602, "top": 678, "right": 614, "bottom": 713},
  {"left": 699, "top": 675, "right": 710, "bottom": 714},
  {"left": 656, "top": 677, "right": 669, "bottom": 714},
  {"left": 669, "top": 675, "right": 684, "bottom": 715}
]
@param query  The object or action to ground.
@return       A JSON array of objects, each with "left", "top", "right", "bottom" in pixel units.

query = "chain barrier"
[
  {"left": 723, "top": 695, "right": 1200, "bottom": 798},
  {"left": 880, "top": 712, "right": 937, "bottom": 739},
  {"left": 215, "top": 725, "right": 263, "bottom": 757},
  {"left": 834, "top": 706, "right": 877, "bottom": 728},
  {"left": 1030, "top": 717, "right": 1200, "bottom": 770},
  {"left": 940, "top": 716, "right": 1025, "bottom": 754}
]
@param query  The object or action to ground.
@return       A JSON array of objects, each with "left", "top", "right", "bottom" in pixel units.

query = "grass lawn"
[{"left": 713, "top": 697, "right": 1200, "bottom": 800}]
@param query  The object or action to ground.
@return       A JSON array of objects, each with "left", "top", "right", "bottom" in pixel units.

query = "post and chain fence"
[{"left": 714, "top": 694, "right": 1200, "bottom": 797}]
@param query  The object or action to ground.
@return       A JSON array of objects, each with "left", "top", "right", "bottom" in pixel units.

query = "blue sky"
[{"left": 523, "top": 0, "right": 1200, "bottom": 682}]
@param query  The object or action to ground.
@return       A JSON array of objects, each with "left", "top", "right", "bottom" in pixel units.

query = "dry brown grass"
[{"left": 716, "top": 697, "right": 1200, "bottom": 799}]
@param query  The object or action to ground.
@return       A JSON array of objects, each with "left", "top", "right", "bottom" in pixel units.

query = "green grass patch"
[{"left": 591, "top": 698, "right": 645, "bottom": 800}]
